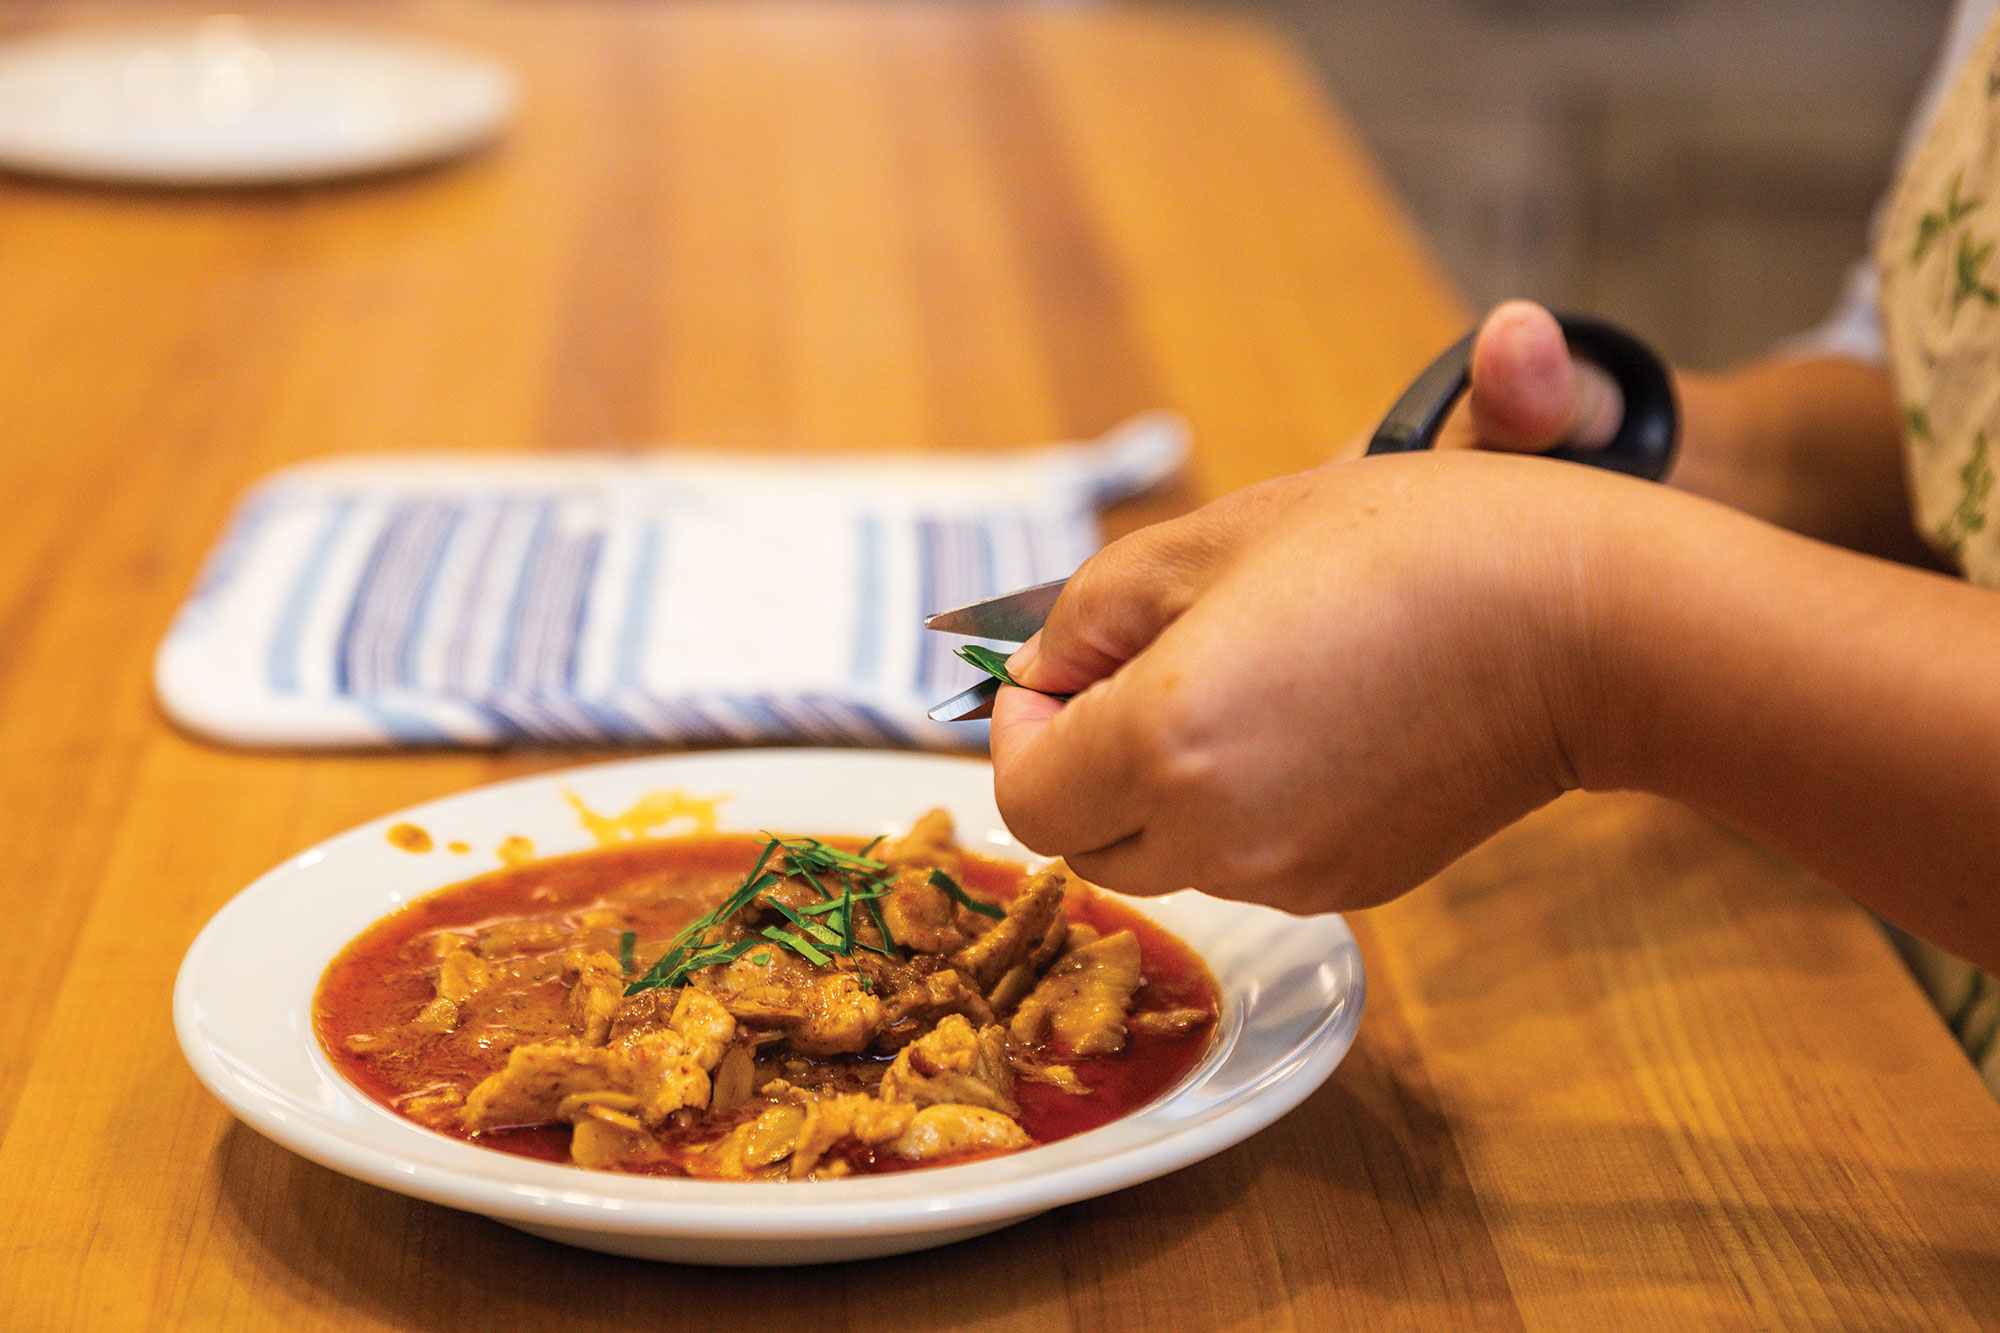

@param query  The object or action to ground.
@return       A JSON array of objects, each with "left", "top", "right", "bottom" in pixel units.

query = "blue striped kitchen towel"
[{"left": 155, "top": 414, "right": 1187, "bottom": 749}]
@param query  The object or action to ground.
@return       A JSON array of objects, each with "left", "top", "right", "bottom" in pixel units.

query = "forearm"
[
  {"left": 1586, "top": 491, "right": 2000, "bottom": 971},
  {"left": 1672, "top": 356, "right": 1941, "bottom": 567}
]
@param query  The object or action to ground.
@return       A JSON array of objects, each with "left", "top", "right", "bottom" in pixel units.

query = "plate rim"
[
  {"left": 0, "top": 19, "right": 517, "bottom": 186},
  {"left": 173, "top": 748, "right": 1365, "bottom": 1243}
]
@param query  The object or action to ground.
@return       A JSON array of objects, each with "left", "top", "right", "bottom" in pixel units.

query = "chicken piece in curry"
[{"left": 316, "top": 810, "right": 1218, "bottom": 1179}]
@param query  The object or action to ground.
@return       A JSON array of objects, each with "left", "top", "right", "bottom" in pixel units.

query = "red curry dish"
[{"left": 315, "top": 810, "right": 1219, "bottom": 1180}]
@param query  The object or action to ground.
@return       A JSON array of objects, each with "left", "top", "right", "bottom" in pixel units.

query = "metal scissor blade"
[
  {"left": 926, "top": 676, "right": 1000, "bottom": 722},
  {"left": 923, "top": 577, "right": 1069, "bottom": 644}
]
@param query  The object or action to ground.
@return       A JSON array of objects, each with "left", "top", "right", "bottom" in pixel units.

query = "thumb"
[
  {"left": 1468, "top": 300, "right": 1623, "bottom": 452},
  {"left": 1005, "top": 472, "right": 1305, "bottom": 696},
  {"left": 1004, "top": 513, "right": 1226, "bottom": 697}
]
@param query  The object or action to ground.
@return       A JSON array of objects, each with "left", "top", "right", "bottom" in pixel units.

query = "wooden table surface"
[{"left": 1, "top": 3, "right": 1996, "bottom": 1329}]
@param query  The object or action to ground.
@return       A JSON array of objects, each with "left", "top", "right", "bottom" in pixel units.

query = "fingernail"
[{"left": 1006, "top": 636, "right": 1040, "bottom": 682}]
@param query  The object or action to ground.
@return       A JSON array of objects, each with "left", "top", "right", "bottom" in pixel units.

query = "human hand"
[
  {"left": 987, "top": 449, "right": 1658, "bottom": 913},
  {"left": 1441, "top": 299, "right": 1626, "bottom": 454}
]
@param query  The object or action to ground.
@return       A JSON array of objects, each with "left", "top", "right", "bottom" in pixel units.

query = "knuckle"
[
  {"left": 1049, "top": 525, "right": 1208, "bottom": 661},
  {"left": 1051, "top": 556, "right": 1113, "bottom": 639},
  {"left": 1218, "top": 836, "right": 1299, "bottom": 884},
  {"left": 1119, "top": 679, "right": 1219, "bottom": 788}
]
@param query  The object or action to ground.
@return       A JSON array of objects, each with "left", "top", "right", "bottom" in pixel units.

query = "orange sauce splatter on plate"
[{"left": 385, "top": 823, "right": 432, "bottom": 853}]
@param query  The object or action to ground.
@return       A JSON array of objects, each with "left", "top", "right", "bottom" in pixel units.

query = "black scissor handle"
[{"left": 1364, "top": 312, "right": 1679, "bottom": 482}]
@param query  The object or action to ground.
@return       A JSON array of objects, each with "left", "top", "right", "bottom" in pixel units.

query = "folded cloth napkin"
[{"left": 155, "top": 414, "right": 1187, "bottom": 749}]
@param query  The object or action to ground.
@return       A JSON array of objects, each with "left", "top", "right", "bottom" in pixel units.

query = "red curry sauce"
[{"left": 315, "top": 835, "right": 1219, "bottom": 1174}]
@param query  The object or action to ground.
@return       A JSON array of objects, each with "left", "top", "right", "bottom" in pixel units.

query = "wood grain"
[{"left": 0, "top": 4, "right": 1993, "bottom": 1329}]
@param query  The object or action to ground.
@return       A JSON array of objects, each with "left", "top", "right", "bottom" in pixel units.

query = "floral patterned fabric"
[
  {"left": 1880, "top": 16, "right": 2000, "bottom": 580},
  {"left": 1875, "top": 9, "right": 2000, "bottom": 1091}
]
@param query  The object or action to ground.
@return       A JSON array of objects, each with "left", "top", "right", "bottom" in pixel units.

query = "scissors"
[{"left": 925, "top": 312, "right": 1679, "bottom": 721}]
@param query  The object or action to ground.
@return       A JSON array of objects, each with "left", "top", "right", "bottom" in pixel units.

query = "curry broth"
[{"left": 316, "top": 832, "right": 1219, "bottom": 1178}]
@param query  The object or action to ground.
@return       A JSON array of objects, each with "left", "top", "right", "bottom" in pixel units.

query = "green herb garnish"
[
  {"left": 797, "top": 888, "right": 887, "bottom": 913},
  {"left": 764, "top": 834, "right": 889, "bottom": 874},
  {"left": 791, "top": 857, "right": 831, "bottom": 900},
  {"left": 861, "top": 892, "right": 900, "bottom": 960},
  {"left": 625, "top": 845, "right": 782, "bottom": 994},
  {"left": 675, "top": 937, "right": 767, "bottom": 975},
  {"left": 638, "top": 868, "right": 774, "bottom": 981},
  {"left": 770, "top": 833, "right": 901, "bottom": 960},
  {"left": 764, "top": 897, "right": 847, "bottom": 950},
  {"left": 929, "top": 868, "right": 1005, "bottom": 919},
  {"left": 955, "top": 644, "right": 1072, "bottom": 699},
  {"left": 956, "top": 644, "right": 1021, "bottom": 686},
  {"left": 618, "top": 930, "right": 636, "bottom": 975},
  {"left": 761, "top": 924, "right": 832, "bottom": 967},
  {"left": 623, "top": 833, "right": 906, "bottom": 995}
]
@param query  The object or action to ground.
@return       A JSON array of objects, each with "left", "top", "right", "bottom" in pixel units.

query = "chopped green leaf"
[
  {"left": 630, "top": 833, "right": 913, "bottom": 993},
  {"left": 618, "top": 930, "right": 636, "bottom": 976},
  {"left": 765, "top": 834, "right": 888, "bottom": 873},
  {"left": 822, "top": 846, "right": 888, "bottom": 872},
  {"left": 930, "top": 868, "right": 1005, "bottom": 919},
  {"left": 792, "top": 860, "right": 832, "bottom": 900},
  {"left": 955, "top": 644, "right": 1073, "bottom": 699},
  {"left": 627, "top": 935, "right": 765, "bottom": 994},
  {"left": 798, "top": 888, "right": 886, "bottom": 913},
  {"left": 761, "top": 924, "right": 832, "bottom": 967},
  {"left": 625, "top": 868, "right": 779, "bottom": 995},
  {"left": 764, "top": 898, "right": 846, "bottom": 950},
  {"left": 675, "top": 944, "right": 732, "bottom": 973},
  {"left": 673, "top": 938, "right": 764, "bottom": 979},
  {"left": 956, "top": 644, "right": 1020, "bottom": 686},
  {"left": 863, "top": 892, "right": 900, "bottom": 961}
]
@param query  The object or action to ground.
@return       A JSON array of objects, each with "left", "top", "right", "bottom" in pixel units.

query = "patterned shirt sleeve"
[{"left": 1783, "top": 0, "right": 2000, "bottom": 365}]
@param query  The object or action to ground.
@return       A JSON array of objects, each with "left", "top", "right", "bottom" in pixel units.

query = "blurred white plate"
[
  {"left": 174, "top": 749, "right": 1365, "bottom": 1265},
  {"left": 0, "top": 16, "right": 514, "bottom": 185}
]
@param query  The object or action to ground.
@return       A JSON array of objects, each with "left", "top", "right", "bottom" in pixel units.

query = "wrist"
[
  {"left": 1663, "top": 367, "right": 1761, "bottom": 502},
  {"left": 1546, "top": 479, "right": 1730, "bottom": 798},
  {"left": 1561, "top": 483, "right": 1837, "bottom": 802}
]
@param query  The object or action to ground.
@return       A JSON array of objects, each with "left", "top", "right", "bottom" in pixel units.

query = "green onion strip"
[
  {"left": 624, "top": 850, "right": 780, "bottom": 995},
  {"left": 761, "top": 925, "right": 832, "bottom": 967},
  {"left": 624, "top": 835, "right": 910, "bottom": 994},
  {"left": 929, "top": 868, "right": 1005, "bottom": 919},
  {"left": 797, "top": 889, "right": 887, "bottom": 914},
  {"left": 954, "top": 645, "right": 1073, "bottom": 700}
]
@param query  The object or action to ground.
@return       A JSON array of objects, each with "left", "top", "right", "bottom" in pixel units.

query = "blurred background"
[
  {"left": 1210, "top": 0, "right": 1952, "bottom": 369},
  {"left": 0, "top": 0, "right": 1954, "bottom": 375}
]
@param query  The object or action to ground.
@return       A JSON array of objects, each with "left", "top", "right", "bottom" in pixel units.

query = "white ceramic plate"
[
  {"left": 0, "top": 17, "right": 514, "bottom": 186},
  {"left": 174, "top": 749, "right": 1364, "bottom": 1265}
]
